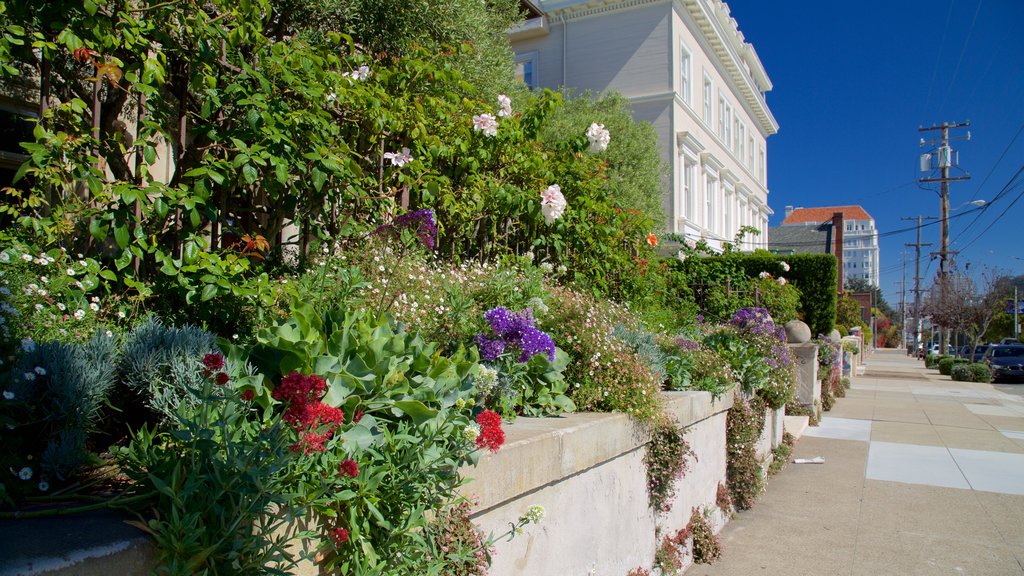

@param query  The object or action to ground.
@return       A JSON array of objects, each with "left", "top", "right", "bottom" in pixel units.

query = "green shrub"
[
  {"left": 950, "top": 364, "right": 972, "bottom": 382},
  {"left": 688, "top": 507, "right": 723, "bottom": 564},
  {"left": 968, "top": 363, "right": 992, "bottom": 383},
  {"left": 938, "top": 356, "right": 968, "bottom": 376},
  {"left": 925, "top": 353, "right": 939, "bottom": 368},
  {"left": 726, "top": 395, "right": 765, "bottom": 510},
  {"left": 730, "top": 252, "right": 838, "bottom": 336},
  {"left": 1, "top": 331, "right": 117, "bottom": 500},
  {"left": 663, "top": 341, "right": 736, "bottom": 399},
  {"left": 644, "top": 416, "right": 694, "bottom": 513}
]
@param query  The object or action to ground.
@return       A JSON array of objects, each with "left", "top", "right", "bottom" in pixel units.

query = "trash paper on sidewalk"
[{"left": 793, "top": 456, "right": 825, "bottom": 464}]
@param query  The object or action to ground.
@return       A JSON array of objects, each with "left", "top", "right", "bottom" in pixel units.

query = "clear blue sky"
[{"left": 727, "top": 0, "right": 1024, "bottom": 308}]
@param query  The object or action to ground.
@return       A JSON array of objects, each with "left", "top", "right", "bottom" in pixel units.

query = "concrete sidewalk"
[{"left": 690, "top": 349, "right": 1024, "bottom": 576}]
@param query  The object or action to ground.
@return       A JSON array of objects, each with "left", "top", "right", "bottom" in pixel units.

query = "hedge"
[
  {"left": 951, "top": 363, "right": 991, "bottom": 383},
  {"left": 938, "top": 356, "right": 969, "bottom": 376},
  {"left": 731, "top": 252, "right": 838, "bottom": 337}
]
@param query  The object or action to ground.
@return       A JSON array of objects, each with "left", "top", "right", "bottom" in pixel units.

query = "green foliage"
[
  {"left": 1, "top": 331, "right": 116, "bottom": 500},
  {"left": 938, "top": 356, "right": 968, "bottom": 376},
  {"left": 730, "top": 252, "right": 838, "bottom": 336},
  {"left": 115, "top": 369, "right": 301, "bottom": 575},
  {"left": 752, "top": 275, "right": 800, "bottom": 324},
  {"left": 836, "top": 297, "right": 863, "bottom": 330},
  {"left": 688, "top": 507, "right": 722, "bottom": 564},
  {"left": 725, "top": 395, "right": 765, "bottom": 510},
  {"left": 768, "top": 432, "right": 794, "bottom": 476},
  {"left": 967, "top": 362, "right": 992, "bottom": 383},
  {"left": 663, "top": 345, "right": 736, "bottom": 399},
  {"left": 925, "top": 353, "right": 941, "bottom": 368},
  {"left": 117, "top": 317, "right": 220, "bottom": 421},
  {"left": 539, "top": 90, "right": 668, "bottom": 226},
  {"left": 644, "top": 416, "right": 694, "bottom": 513}
]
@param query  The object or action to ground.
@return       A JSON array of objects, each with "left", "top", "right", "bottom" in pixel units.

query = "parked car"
[
  {"left": 969, "top": 344, "right": 990, "bottom": 363},
  {"left": 982, "top": 345, "right": 1024, "bottom": 382},
  {"left": 955, "top": 345, "right": 972, "bottom": 359},
  {"left": 999, "top": 338, "right": 1020, "bottom": 345}
]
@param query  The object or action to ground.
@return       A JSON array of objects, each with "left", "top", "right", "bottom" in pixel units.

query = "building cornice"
[
  {"left": 538, "top": 0, "right": 667, "bottom": 22},
  {"left": 676, "top": 0, "right": 778, "bottom": 136}
]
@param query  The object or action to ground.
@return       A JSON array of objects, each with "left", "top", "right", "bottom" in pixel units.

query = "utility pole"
[
  {"left": 903, "top": 216, "right": 932, "bottom": 355},
  {"left": 900, "top": 251, "right": 907, "bottom": 352},
  {"left": 919, "top": 121, "right": 971, "bottom": 353}
]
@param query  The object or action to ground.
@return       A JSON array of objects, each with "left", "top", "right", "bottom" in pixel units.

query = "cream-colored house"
[{"left": 510, "top": 0, "right": 778, "bottom": 251}]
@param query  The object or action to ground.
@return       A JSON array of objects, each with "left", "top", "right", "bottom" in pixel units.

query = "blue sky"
[{"left": 727, "top": 0, "right": 1024, "bottom": 308}]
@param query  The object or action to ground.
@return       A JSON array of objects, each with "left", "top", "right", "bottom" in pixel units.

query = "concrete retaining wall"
[{"left": 462, "top": 391, "right": 734, "bottom": 576}]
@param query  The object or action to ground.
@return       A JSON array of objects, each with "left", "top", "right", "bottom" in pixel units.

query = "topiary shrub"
[
  {"left": 938, "top": 356, "right": 968, "bottom": 376},
  {"left": 950, "top": 364, "right": 972, "bottom": 382},
  {"left": 968, "top": 363, "right": 992, "bottom": 383},
  {"left": 925, "top": 353, "right": 940, "bottom": 368}
]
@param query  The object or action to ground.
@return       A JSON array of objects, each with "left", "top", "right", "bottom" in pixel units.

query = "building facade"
[
  {"left": 781, "top": 205, "right": 880, "bottom": 286},
  {"left": 510, "top": 0, "right": 778, "bottom": 251}
]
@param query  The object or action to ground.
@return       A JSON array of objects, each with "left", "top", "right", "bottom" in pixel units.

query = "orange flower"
[{"left": 645, "top": 233, "right": 658, "bottom": 247}]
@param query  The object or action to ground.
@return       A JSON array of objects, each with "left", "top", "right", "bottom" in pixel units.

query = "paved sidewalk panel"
[{"left": 689, "top": 349, "right": 1024, "bottom": 576}]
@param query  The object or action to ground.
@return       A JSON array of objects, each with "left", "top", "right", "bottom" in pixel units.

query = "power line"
[
  {"left": 957, "top": 169, "right": 1024, "bottom": 252},
  {"left": 922, "top": 0, "right": 957, "bottom": 117},
  {"left": 936, "top": 0, "right": 985, "bottom": 114}
]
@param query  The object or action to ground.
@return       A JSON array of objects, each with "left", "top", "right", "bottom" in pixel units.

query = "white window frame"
[
  {"left": 514, "top": 52, "right": 538, "bottom": 89},
  {"left": 702, "top": 73, "right": 713, "bottom": 125},
  {"left": 679, "top": 41, "right": 692, "bottom": 105}
]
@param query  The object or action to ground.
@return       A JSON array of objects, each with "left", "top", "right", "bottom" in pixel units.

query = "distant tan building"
[{"left": 781, "top": 205, "right": 880, "bottom": 287}]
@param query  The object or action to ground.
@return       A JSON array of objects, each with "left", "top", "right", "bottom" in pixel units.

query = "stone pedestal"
[
  {"left": 771, "top": 406, "right": 785, "bottom": 448},
  {"left": 789, "top": 343, "right": 820, "bottom": 419}
]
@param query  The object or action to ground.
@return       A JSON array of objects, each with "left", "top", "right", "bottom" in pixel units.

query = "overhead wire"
[{"left": 936, "top": 0, "right": 985, "bottom": 114}]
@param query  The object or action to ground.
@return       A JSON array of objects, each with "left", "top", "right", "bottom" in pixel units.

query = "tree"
[
  {"left": 844, "top": 277, "right": 895, "bottom": 319},
  {"left": 538, "top": 89, "right": 669, "bottom": 228},
  {"left": 922, "top": 272, "right": 1010, "bottom": 347}
]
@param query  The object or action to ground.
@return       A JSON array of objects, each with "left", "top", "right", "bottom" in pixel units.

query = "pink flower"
[
  {"left": 330, "top": 527, "right": 350, "bottom": 546},
  {"left": 383, "top": 147, "right": 413, "bottom": 167},
  {"left": 497, "top": 94, "right": 512, "bottom": 117},
  {"left": 540, "top": 184, "right": 567, "bottom": 224},
  {"left": 472, "top": 113, "right": 498, "bottom": 137}
]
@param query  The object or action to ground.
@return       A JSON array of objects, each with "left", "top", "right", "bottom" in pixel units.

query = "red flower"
[
  {"left": 273, "top": 372, "right": 344, "bottom": 453},
  {"left": 353, "top": 410, "right": 364, "bottom": 423},
  {"left": 330, "top": 527, "right": 349, "bottom": 546},
  {"left": 475, "top": 410, "right": 504, "bottom": 452},
  {"left": 645, "top": 233, "right": 658, "bottom": 247},
  {"left": 339, "top": 459, "right": 359, "bottom": 478},
  {"left": 240, "top": 389, "right": 255, "bottom": 402},
  {"left": 476, "top": 410, "right": 501, "bottom": 429},
  {"left": 202, "top": 353, "right": 225, "bottom": 372},
  {"left": 214, "top": 372, "right": 230, "bottom": 385},
  {"left": 476, "top": 424, "right": 505, "bottom": 453}
]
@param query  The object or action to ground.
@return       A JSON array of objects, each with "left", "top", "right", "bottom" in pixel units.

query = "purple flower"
[
  {"left": 375, "top": 209, "right": 438, "bottom": 249},
  {"left": 675, "top": 338, "right": 701, "bottom": 352},
  {"left": 519, "top": 326, "right": 555, "bottom": 362},
  {"left": 475, "top": 335, "right": 506, "bottom": 362}
]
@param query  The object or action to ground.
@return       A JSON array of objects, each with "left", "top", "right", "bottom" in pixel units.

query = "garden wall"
[
  {"left": 461, "top": 391, "right": 733, "bottom": 575},
  {"left": 0, "top": 392, "right": 733, "bottom": 576}
]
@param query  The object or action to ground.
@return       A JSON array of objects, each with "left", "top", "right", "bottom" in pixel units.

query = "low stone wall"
[
  {"left": 461, "top": 391, "right": 734, "bottom": 576},
  {"left": 1, "top": 392, "right": 735, "bottom": 576}
]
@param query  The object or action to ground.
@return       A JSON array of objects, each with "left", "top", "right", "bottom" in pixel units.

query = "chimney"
[
  {"left": 785, "top": 205, "right": 794, "bottom": 219},
  {"left": 833, "top": 211, "right": 844, "bottom": 295}
]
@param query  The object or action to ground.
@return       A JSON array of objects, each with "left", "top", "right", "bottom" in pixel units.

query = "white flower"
[
  {"left": 585, "top": 122, "right": 611, "bottom": 153},
  {"left": 685, "top": 238, "right": 697, "bottom": 249},
  {"left": 2, "top": 390, "right": 13, "bottom": 400},
  {"left": 383, "top": 147, "right": 413, "bottom": 167},
  {"left": 557, "top": 264, "right": 567, "bottom": 274},
  {"left": 462, "top": 424, "right": 480, "bottom": 443},
  {"left": 57, "top": 303, "right": 66, "bottom": 311},
  {"left": 759, "top": 271, "right": 771, "bottom": 279},
  {"left": 777, "top": 276, "right": 787, "bottom": 286},
  {"left": 105, "top": 330, "right": 113, "bottom": 338},
  {"left": 21, "top": 338, "right": 34, "bottom": 353},
  {"left": 34, "top": 366, "right": 46, "bottom": 376},
  {"left": 780, "top": 261, "right": 791, "bottom": 272},
  {"left": 23, "top": 372, "right": 35, "bottom": 381},
  {"left": 37, "top": 289, "right": 47, "bottom": 297},
  {"left": 540, "top": 184, "right": 567, "bottom": 224},
  {"left": 78, "top": 260, "right": 86, "bottom": 267},
  {"left": 677, "top": 250, "right": 687, "bottom": 263},
  {"left": 34, "top": 303, "right": 44, "bottom": 312},
  {"left": 117, "top": 310, "right": 126, "bottom": 319},
  {"left": 27, "top": 283, "right": 37, "bottom": 291},
  {"left": 18, "top": 467, "right": 32, "bottom": 480},
  {"left": 74, "top": 309, "right": 86, "bottom": 320},
  {"left": 90, "top": 296, "right": 99, "bottom": 303},
  {"left": 66, "top": 268, "right": 76, "bottom": 276},
  {"left": 521, "top": 505, "right": 545, "bottom": 524},
  {"left": 38, "top": 481, "right": 49, "bottom": 492},
  {"left": 539, "top": 262, "right": 554, "bottom": 274},
  {"left": 524, "top": 251, "right": 534, "bottom": 262},
  {"left": 21, "top": 253, "right": 32, "bottom": 262},
  {"left": 497, "top": 94, "right": 512, "bottom": 117},
  {"left": 343, "top": 65, "right": 371, "bottom": 81},
  {"left": 39, "top": 276, "right": 48, "bottom": 283},
  {"left": 0, "top": 252, "right": 8, "bottom": 263},
  {"left": 472, "top": 113, "right": 499, "bottom": 137},
  {"left": 326, "top": 92, "right": 337, "bottom": 103},
  {"left": 39, "top": 258, "right": 49, "bottom": 266}
]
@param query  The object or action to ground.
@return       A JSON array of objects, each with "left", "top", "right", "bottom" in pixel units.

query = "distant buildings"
[
  {"left": 772, "top": 205, "right": 880, "bottom": 287},
  {"left": 510, "top": 0, "right": 778, "bottom": 251}
]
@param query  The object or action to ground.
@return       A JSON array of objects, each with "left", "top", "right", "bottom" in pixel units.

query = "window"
[
  {"left": 679, "top": 42, "right": 692, "bottom": 104},
  {"left": 705, "top": 173, "right": 718, "bottom": 233},
  {"left": 703, "top": 74, "right": 712, "bottom": 125},
  {"left": 683, "top": 158, "right": 696, "bottom": 220},
  {"left": 718, "top": 96, "right": 726, "bottom": 141},
  {"left": 748, "top": 136, "right": 754, "bottom": 169},
  {"left": 738, "top": 124, "right": 745, "bottom": 162},
  {"left": 514, "top": 53, "right": 537, "bottom": 89},
  {"left": 758, "top": 145, "right": 766, "bottom": 183},
  {"left": 733, "top": 118, "right": 740, "bottom": 155}
]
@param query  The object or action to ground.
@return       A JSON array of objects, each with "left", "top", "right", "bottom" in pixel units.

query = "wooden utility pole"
[
  {"left": 919, "top": 121, "right": 971, "bottom": 352},
  {"left": 903, "top": 216, "right": 932, "bottom": 354}
]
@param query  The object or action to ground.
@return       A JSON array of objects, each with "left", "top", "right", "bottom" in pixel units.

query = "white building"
[
  {"left": 781, "top": 205, "right": 881, "bottom": 286},
  {"left": 510, "top": 0, "right": 778, "bottom": 251}
]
